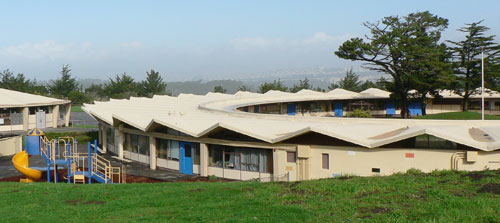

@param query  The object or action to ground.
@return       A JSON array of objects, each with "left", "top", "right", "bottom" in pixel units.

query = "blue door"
[
  {"left": 287, "top": 104, "right": 296, "bottom": 115},
  {"left": 409, "top": 102, "right": 422, "bottom": 116},
  {"left": 180, "top": 142, "right": 193, "bottom": 175},
  {"left": 254, "top": 105, "right": 259, "bottom": 113},
  {"left": 334, "top": 102, "right": 343, "bottom": 117},
  {"left": 386, "top": 101, "right": 395, "bottom": 115}
]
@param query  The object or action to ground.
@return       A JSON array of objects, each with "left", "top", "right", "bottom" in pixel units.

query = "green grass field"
[
  {"left": 45, "top": 131, "right": 98, "bottom": 144},
  {"left": 70, "top": 105, "right": 84, "bottom": 112},
  {"left": 415, "top": 111, "right": 500, "bottom": 120},
  {"left": 1, "top": 170, "right": 500, "bottom": 222}
]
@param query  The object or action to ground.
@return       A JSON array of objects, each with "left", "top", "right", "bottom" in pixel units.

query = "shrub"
[{"left": 347, "top": 109, "right": 372, "bottom": 118}]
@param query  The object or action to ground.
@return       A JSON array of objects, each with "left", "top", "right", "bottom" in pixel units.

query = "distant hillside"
[{"left": 166, "top": 80, "right": 247, "bottom": 95}]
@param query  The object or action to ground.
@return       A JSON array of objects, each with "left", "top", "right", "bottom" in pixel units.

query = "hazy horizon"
[{"left": 1, "top": 1, "right": 499, "bottom": 82}]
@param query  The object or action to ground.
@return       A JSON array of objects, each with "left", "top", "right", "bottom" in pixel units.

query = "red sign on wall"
[{"left": 405, "top": 153, "right": 415, "bottom": 158}]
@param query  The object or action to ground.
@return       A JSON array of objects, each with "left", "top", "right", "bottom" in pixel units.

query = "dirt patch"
[
  {"left": 355, "top": 190, "right": 378, "bottom": 199},
  {"left": 337, "top": 176, "right": 354, "bottom": 180},
  {"left": 285, "top": 200, "right": 304, "bottom": 205},
  {"left": 176, "top": 177, "right": 235, "bottom": 183},
  {"left": 243, "top": 188, "right": 255, "bottom": 192},
  {"left": 290, "top": 188, "right": 305, "bottom": 195},
  {"left": 188, "top": 188, "right": 205, "bottom": 192},
  {"left": 11, "top": 190, "right": 19, "bottom": 193},
  {"left": 65, "top": 199, "right": 82, "bottom": 205},
  {"left": 84, "top": 200, "right": 105, "bottom": 205},
  {"left": 467, "top": 172, "right": 492, "bottom": 181},
  {"left": 0, "top": 171, "right": 170, "bottom": 184},
  {"left": 125, "top": 175, "right": 167, "bottom": 183},
  {"left": 450, "top": 189, "right": 472, "bottom": 197},
  {"left": 413, "top": 190, "right": 428, "bottom": 200},
  {"left": 438, "top": 180, "right": 449, "bottom": 184},
  {"left": 478, "top": 183, "right": 500, "bottom": 194},
  {"left": 277, "top": 181, "right": 300, "bottom": 188},
  {"left": 368, "top": 207, "right": 391, "bottom": 214}
]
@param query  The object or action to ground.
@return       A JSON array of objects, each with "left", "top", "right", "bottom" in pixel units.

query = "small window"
[
  {"left": 287, "top": 152, "right": 296, "bottom": 163},
  {"left": 184, "top": 144, "right": 192, "bottom": 157},
  {"left": 372, "top": 168, "right": 380, "bottom": 173},
  {"left": 322, "top": 153, "right": 329, "bottom": 169}
]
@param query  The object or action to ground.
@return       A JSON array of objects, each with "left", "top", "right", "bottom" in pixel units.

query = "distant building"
[
  {"left": 0, "top": 88, "right": 71, "bottom": 132},
  {"left": 83, "top": 89, "right": 500, "bottom": 181}
]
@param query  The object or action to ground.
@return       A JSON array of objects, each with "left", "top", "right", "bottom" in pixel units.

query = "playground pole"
[
  {"left": 55, "top": 142, "right": 58, "bottom": 183},
  {"left": 47, "top": 142, "right": 51, "bottom": 183},
  {"left": 67, "top": 142, "right": 71, "bottom": 184},
  {"left": 88, "top": 142, "right": 92, "bottom": 184}
]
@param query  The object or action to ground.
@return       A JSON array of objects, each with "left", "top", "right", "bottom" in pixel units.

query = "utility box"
[
  {"left": 466, "top": 151, "right": 478, "bottom": 163},
  {"left": 297, "top": 145, "right": 311, "bottom": 158}
]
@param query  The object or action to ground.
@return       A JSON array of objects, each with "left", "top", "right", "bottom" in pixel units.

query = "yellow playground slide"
[{"left": 12, "top": 151, "right": 42, "bottom": 182}]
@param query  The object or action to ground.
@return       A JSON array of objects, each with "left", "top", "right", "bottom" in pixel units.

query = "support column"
[
  {"left": 22, "top": 107, "right": 29, "bottom": 131},
  {"left": 200, "top": 143, "right": 208, "bottom": 177},
  {"left": 102, "top": 125, "right": 107, "bottom": 153},
  {"left": 273, "top": 148, "right": 280, "bottom": 181},
  {"left": 117, "top": 125, "right": 124, "bottom": 159},
  {"left": 64, "top": 104, "right": 71, "bottom": 127},
  {"left": 149, "top": 136, "right": 157, "bottom": 170},
  {"left": 52, "top": 105, "right": 59, "bottom": 128},
  {"left": 98, "top": 124, "right": 102, "bottom": 145}
]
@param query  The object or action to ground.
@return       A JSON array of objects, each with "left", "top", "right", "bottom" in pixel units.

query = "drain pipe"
[{"left": 451, "top": 152, "right": 466, "bottom": 170}]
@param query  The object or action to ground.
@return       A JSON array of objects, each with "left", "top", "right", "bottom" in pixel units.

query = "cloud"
[
  {"left": 230, "top": 32, "right": 352, "bottom": 50},
  {"left": 0, "top": 40, "right": 73, "bottom": 60}
]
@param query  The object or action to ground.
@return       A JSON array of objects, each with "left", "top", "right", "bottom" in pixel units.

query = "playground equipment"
[
  {"left": 12, "top": 128, "right": 123, "bottom": 184},
  {"left": 12, "top": 151, "right": 42, "bottom": 182}
]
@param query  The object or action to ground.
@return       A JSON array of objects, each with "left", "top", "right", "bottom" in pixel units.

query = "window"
[
  {"left": 184, "top": 144, "right": 192, "bottom": 157},
  {"left": 209, "top": 146, "right": 223, "bottom": 167},
  {"left": 224, "top": 147, "right": 237, "bottom": 169},
  {"left": 372, "top": 168, "right": 380, "bottom": 173},
  {"left": 415, "top": 134, "right": 456, "bottom": 149},
  {"left": 287, "top": 152, "right": 296, "bottom": 163},
  {"left": 322, "top": 153, "right": 329, "bottom": 169},
  {"left": 155, "top": 138, "right": 181, "bottom": 161},
  {"left": 106, "top": 127, "right": 114, "bottom": 146},
  {"left": 193, "top": 143, "right": 200, "bottom": 165},
  {"left": 208, "top": 145, "right": 272, "bottom": 173},
  {"left": 137, "top": 135, "right": 149, "bottom": 155}
]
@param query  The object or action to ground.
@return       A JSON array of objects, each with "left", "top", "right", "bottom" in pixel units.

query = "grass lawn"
[
  {"left": 45, "top": 131, "right": 98, "bottom": 144},
  {"left": 70, "top": 105, "right": 84, "bottom": 112},
  {"left": 71, "top": 124, "right": 98, "bottom": 129},
  {"left": 1, "top": 170, "right": 500, "bottom": 222},
  {"left": 415, "top": 111, "right": 500, "bottom": 120}
]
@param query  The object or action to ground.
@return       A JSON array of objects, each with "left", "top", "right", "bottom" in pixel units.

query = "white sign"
[
  {"left": 347, "top": 151, "right": 356, "bottom": 156},
  {"left": 0, "top": 118, "right": 4, "bottom": 125}
]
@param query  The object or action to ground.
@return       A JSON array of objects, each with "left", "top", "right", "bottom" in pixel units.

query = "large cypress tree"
[
  {"left": 447, "top": 21, "right": 500, "bottom": 111},
  {"left": 335, "top": 11, "right": 450, "bottom": 118},
  {"left": 50, "top": 65, "right": 78, "bottom": 98},
  {"left": 139, "top": 69, "right": 167, "bottom": 97}
]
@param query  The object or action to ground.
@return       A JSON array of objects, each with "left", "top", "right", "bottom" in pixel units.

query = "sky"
[{"left": 0, "top": 0, "right": 499, "bottom": 81}]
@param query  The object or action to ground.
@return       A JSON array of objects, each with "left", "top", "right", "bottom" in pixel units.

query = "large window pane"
[
  {"left": 157, "top": 138, "right": 169, "bottom": 159},
  {"left": 138, "top": 135, "right": 149, "bottom": 155},
  {"left": 208, "top": 144, "right": 272, "bottom": 173},
  {"left": 209, "top": 146, "right": 223, "bottom": 167},
  {"left": 169, "top": 140, "right": 179, "bottom": 160}
]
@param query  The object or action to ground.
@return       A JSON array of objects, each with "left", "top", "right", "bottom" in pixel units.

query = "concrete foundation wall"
[
  {"left": 0, "top": 125, "right": 23, "bottom": 131},
  {"left": 0, "top": 135, "right": 22, "bottom": 156},
  {"left": 307, "top": 145, "right": 500, "bottom": 179}
]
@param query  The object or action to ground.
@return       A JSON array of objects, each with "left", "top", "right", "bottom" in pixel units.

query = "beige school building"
[
  {"left": 0, "top": 88, "right": 71, "bottom": 132},
  {"left": 83, "top": 89, "right": 500, "bottom": 181}
]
